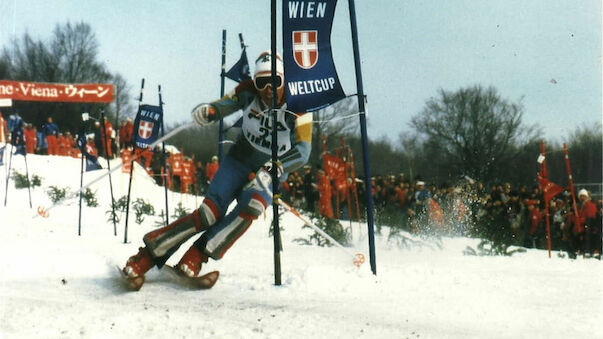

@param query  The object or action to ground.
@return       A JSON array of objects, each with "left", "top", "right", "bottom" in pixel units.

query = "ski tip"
[
  {"left": 115, "top": 265, "right": 144, "bottom": 291},
  {"left": 198, "top": 271, "right": 219, "bottom": 289}
]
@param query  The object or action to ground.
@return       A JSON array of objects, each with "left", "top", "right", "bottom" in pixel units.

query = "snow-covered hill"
[{"left": 1, "top": 151, "right": 602, "bottom": 339}]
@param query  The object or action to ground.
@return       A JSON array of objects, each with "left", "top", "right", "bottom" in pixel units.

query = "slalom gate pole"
[
  {"left": 101, "top": 110, "right": 118, "bottom": 236},
  {"left": 540, "top": 141, "right": 552, "bottom": 258},
  {"left": 159, "top": 85, "right": 169, "bottom": 226},
  {"left": 124, "top": 159, "right": 134, "bottom": 243},
  {"left": 563, "top": 143, "right": 580, "bottom": 226},
  {"left": 33, "top": 121, "right": 194, "bottom": 220},
  {"left": 23, "top": 153, "right": 32, "bottom": 208},
  {"left": 124, "top": 79, "right": 145, "bottom": 243},
  {"left": 270, "top": 0, "right": 282, "bottom": 286},
  {"left": 218, "top": 29, "right": 226, "bottom": 162},
  {"left": 3, "top": 143, "right": 14, "bottom": 206},
  {"left": 348, "top": 0, "right": 377, "bottom": 274},
  {"left": 279, "top": 199, "right": 365, "bottom": 267},
  {"left": 78, "top": 140, "right": 85, "bottom": 236}
]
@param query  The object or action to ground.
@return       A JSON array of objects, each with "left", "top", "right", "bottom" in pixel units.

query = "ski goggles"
[{"left": 254, "top": 75, "right": 284, "bottom": 90}]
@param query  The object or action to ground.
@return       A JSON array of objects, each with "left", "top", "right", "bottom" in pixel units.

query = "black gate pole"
[
  {"left": 218, "top": 30, "right": 226, "bottom": 162},
  {"left": 124, "top": 78, "right": 145, "bottom": 243},
  {"left": 101, "top": 110, "right": 118, "bottom": 236},
  {"left": 158, "top": 85, "right": 169, "bottom": 226},
  {"left": 270, "top": 0, "right": 282, "bottom": 286}
]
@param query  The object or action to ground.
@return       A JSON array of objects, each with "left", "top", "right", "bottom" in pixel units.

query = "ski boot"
[
  {"left": 122, "top": 247, "right": 154, "bottom": 291},
  {"left": 176, "top": 246, "right": 208, "bottom": 278}
]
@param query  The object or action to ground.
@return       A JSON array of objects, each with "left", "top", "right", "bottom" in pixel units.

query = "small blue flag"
[
  {"left": 225, "top": 47, "right": 251, "bottom": 83},
  {"left": 77, "top": 133, "right": 102, "bottom": 171}
]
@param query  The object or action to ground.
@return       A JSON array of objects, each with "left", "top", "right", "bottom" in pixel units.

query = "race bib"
[{"left": 242, "top": 99, "right": 292, "bottom": 156}]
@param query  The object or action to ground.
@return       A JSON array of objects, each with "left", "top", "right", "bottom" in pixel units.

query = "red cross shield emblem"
[
  {"left": 138, "top": 121, "right": 154, "bottom": 139},
  {"left": 292, "top": 30, "right": 318, "bottom": 69}
]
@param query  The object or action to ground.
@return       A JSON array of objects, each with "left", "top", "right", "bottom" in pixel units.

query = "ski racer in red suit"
[{"left": 122, "top": 51, "right": 313, "bottom": 290}]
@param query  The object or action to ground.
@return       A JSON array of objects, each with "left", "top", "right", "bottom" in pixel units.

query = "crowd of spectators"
[
  {"left": 0, "top": 112, "right": 126, "bottom": 159},
  {"left": 282, "top": 167, "right": 602, "bottom": 259}
]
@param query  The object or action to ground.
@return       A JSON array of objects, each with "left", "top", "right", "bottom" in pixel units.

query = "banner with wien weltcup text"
[{"left": 282, "top": 0, "right": 345, "bottom": 113}]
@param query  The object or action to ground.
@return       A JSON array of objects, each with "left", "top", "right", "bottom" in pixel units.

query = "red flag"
[
  {"left": 538, "top": 175, "right": 564, "bottom": 202},
  {"left": 323, "top": 154, "right": 346, "bottom": 180}
]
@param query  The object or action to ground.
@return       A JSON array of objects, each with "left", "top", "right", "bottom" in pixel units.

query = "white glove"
[
  {"left": 191, "top": 103, "right": 216, "bottom": 126},
  {"left": 263, "top": 160, "right": 284, "bottom": 179}
]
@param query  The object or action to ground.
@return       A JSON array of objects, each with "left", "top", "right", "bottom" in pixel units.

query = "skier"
[{"left": 122, "top": 51, "right": 313, "bottom": 290}]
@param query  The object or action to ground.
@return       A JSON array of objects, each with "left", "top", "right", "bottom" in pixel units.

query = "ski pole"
[
  {"left": 278, "top": 199, "right": 365, "bottom": 267},
  {"left": 34, "top": 122, "right": 195, "bottom": 218}
]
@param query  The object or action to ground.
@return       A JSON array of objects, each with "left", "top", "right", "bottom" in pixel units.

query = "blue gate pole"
[{"left": 348, "top": 0, "right": 377, "bottom": 275}]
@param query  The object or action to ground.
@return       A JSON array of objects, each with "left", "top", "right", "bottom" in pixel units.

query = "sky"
[{"left": 0, "top": 0, "right": 601, "bottom": 143}]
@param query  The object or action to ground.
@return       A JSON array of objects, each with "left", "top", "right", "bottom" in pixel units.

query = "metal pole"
[
  {"left": 563, "top": 143, "right": 580, "bottom": 226},
  {"left": 540, "top": 141, "right": 551, "bottom": 258},
  {"left": 159, "top": 85, "right": 169, "bottom": 226},
  {"left": 101, "top": 110, "right": 118, "bottom": 236},
  {"left": 78, "top": 142, "right": 85, "bottom": 236},
  {"left": 348, "top": 0, "right": 377, "bottom": 274},
  {"left": 270, "top": 0, "right": 282, "bottom": 286},
  {"left": 3, "top": 143, "right": 14, "bottom": 206},
  {"left": 125, "top": 78, "right": 145, "bottom": 243},
  {"left": 23, "top": 153, "right": 32, "bottom": 208},
  {"left": 218, "top": 30, "right": 226, "bottom": 162}
]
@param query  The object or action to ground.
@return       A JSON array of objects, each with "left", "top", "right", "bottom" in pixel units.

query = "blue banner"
[
  {"left": 282, "top": 0, "right": 345, "bottom": 112},
  {"left": 133, "top": 104, "right": 163, "bottom": 150}
]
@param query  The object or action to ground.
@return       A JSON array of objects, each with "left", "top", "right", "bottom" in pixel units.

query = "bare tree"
[
  {"left": 1, "top": 21, "right": 128, "bottom": 133},
  {"left": 310, "top": 96, "right": 359, "bottom": 164},
  {"left": 410, "top": 85, "right": 541, "bottom": 182}
]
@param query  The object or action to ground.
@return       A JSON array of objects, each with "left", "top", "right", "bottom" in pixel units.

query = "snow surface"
[{"left": 1, "top": 152, "right": 602, "bottom": 339}]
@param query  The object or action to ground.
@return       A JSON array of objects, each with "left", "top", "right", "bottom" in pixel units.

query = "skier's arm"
[
  {"left": 192, "top": 80, "right": 256, "bottom": 126},
  {"left": 280, "top": 112, "right": 313, "bottom": 173}
]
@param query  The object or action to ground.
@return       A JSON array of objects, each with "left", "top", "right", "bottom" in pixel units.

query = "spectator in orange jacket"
[
  {"left": 57, "top": 133, "right": 68, "bottom": 156},
  {"left": 24, "top": 123, "right": 37, "bottom": 154},
  {"left": 0, "top": 112, "right": 8, "bottom": 143},
  {"left": 317, "top": 168, "right": 333, "bottom": 219},
  {"left": 205, "top": 155, "right": 219, "bottom": 183},
  {"left": 101, "top": 118, "right": 114, "bottom": 158}
]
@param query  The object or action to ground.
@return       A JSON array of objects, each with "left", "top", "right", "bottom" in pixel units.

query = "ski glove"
[
  {"left": 263, "top": 159, "right": 284, "bottom": 179},
  {"left": 191, "top": 103, "right": 216, "bottom": 126}
]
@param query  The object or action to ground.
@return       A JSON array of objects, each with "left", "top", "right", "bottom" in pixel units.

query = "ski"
[{"left": 162, "top": 265, "right": 220, "bottom": 290}]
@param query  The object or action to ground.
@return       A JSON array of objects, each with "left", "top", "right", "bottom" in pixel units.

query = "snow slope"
[{"left": 1, "top": 152, "right": 602, "bottom": 339}]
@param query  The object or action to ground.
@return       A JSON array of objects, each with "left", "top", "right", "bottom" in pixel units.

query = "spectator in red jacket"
[
  {"left": 205, "top": 155, "right": 219, "bottom": 183},
  {"left": 119, "top": 118, "right": 134, "bottom": 150},
  {"left": 524, "top": 200, "right": 542, "bottom": 248},
  {"left": 578, "top": 189, "right": 598, "bottom": 257}
]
